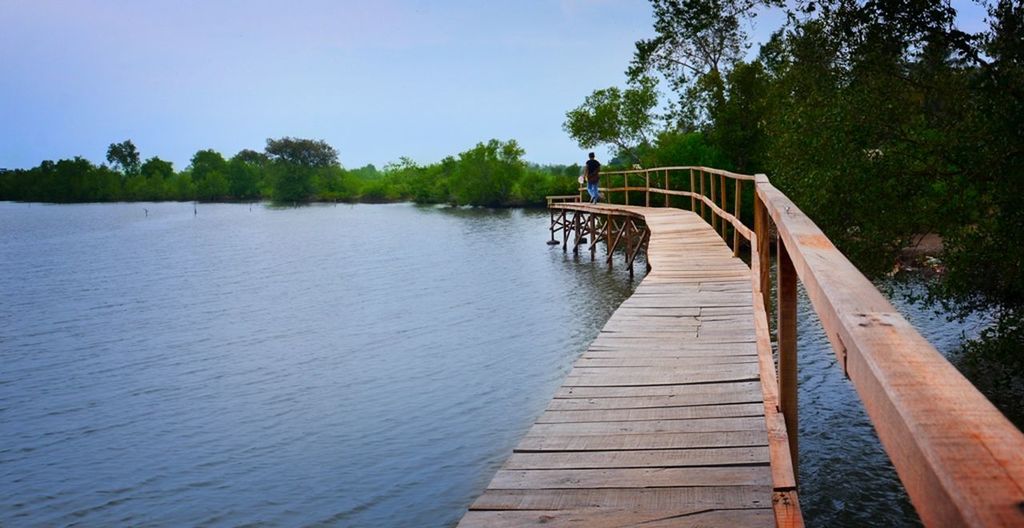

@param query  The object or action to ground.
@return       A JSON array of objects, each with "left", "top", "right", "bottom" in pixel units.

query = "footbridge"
[{"left": 458, "top": 168, "right": 1024, "bottom": 527}]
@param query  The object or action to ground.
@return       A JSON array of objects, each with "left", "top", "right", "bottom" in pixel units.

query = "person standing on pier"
[{"left": 585, "top": 152, "right": 601, "bottom": 203}]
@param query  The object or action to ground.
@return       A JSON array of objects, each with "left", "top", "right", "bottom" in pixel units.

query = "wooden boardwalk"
[{"left": 459, "top": 204, "right": 783, "bottom": 527}]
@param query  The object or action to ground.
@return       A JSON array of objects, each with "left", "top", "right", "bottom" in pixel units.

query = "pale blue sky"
[{"left": 0, "top": 1, "right": 990, "bottom": 170}]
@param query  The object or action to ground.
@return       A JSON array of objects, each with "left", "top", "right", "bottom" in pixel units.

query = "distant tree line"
[
  {"left": 0, "top": 137, "right": 580, "bottom": 207},
  {"left": 564, "top": 0, "right": 1024, "bottom": 421}
]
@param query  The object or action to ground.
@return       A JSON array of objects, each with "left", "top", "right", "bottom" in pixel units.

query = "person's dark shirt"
[{"left": 585, "top": 159, "right": 601, "bottom": 183}]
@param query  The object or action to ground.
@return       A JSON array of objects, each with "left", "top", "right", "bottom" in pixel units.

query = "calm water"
[{"left": 0, "top": 202, "right": 993, "bottom": 527}]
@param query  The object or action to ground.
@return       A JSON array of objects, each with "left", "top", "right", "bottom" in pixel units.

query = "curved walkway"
[{"left": 459, "top": 205, "right": 776, "bottom": 527}]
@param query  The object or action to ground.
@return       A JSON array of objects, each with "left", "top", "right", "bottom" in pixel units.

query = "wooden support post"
[
  {"left": 710, "top": 173, "right": 718, "bottom": 231},
  {"left": 645, "top": 172, "right": 650, "bottom": 207},
  {"left": 733, "top": 180, "right": 742, "bottom": 256},
  {"left": 624, "top": 173, "right": 629, "bottom": 205},
  {"left": 572, "top": 211, "right": 582, "bottom": 254},
  {"left": 778, "top": 237, "right": 798, "bottom": 481},
  {"left": 549, "top": 209, "right": 555, "bottom": 243},
  {"left": 754, "top": 188, "right": 771, "bottom": 313},
  {"left": 720, "top": 174, "right": 728, "bottom": 240},
  {"left": 689, "top": 169, "right": 696, "bottom": 211},
  {"left": 664, "top": 170, "right": 669, "bottom": 208},
  {"left": 561, "top": 210, "right": 570, "bottom": 251},
  {"left": 699, "top": 170, "right": 706, "bottom": 220},
  {"left": 606, "top": 214, "right": 614, "bottom": 264},
  {"left": 626, "top": 218, "right": 634, "bottom": 277}
]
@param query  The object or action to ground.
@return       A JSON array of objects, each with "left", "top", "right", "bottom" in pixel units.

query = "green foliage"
[
  {"left": 450, "top": 139, "right": 524, "bottom": 207},
  {"left": 649, "top": 129, "right": 727, "bottom": 168},
  {"left": 264, "top": 137, "right": 339, "bottom": 203},
  {"left": 563, "top": 77, "right": 658, "bottom": 161},
  {"left": 227, "top": 153, "right": 263, "bottom": 200},
  {"left": 0, "top": 137, "right": 575, "bottom": 208},
  {"left": 190, "top": 150, "right": 229, "bottom": 201},
  {"left": 628, "top": 0, "right": 782, "bottom": 126},
  {"left": 106, "top": 139, "right": 141, "bottom": 177}
]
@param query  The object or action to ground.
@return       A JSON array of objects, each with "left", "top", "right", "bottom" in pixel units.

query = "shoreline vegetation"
[{"left": 0, "top": 137, "right": 583, "bottom": 209}]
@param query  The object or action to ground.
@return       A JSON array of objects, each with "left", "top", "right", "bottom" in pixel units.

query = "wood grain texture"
[
  {"left": 758, "top": 177, "right": 1024, "bottom": 527},
  {"left": 460, "top": 204, "right": 792, "bottom": 527}
]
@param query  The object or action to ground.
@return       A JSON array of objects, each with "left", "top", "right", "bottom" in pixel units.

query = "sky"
[{"left": 0, "top": 0, "right": 991, "bottom": 171}]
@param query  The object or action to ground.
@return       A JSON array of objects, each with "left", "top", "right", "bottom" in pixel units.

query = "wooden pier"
[
  {"left": 459, "top": 204, "right": 796, "bottom": 527},
  {"left": 459, "top": 167, "right": 1024, "bottom": 527}
]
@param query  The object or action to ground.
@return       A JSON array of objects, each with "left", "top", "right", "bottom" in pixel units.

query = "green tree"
[
  {"left": 628, "top": 0, "right": 781, "bottom": 125},
  {"left": 228, "top": 151, "right": 264, "bottom": 199},
  {"left": 450, "top": 139, "right": 524, "bottom": 207},
  {"left": 106, "top": 139, "right": 141, "bottom": 177},
  {"left": 131, "top": 156, "right": 174, "bottom": 200},
  {"left": 190, "top": 149, "right": 229, "bottom": 201},
  {"left": 563, "top": 76, "right": 658, "bottom": 162},
  {"left": 264, "top": 137, "right": 339, "bottom": 202}
]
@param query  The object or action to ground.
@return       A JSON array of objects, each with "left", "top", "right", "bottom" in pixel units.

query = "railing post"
[
  {"left": 664, "top": 169, "right": 669, "bottom": 208},
  {"left": 699, "top": 170, "right": 706, "bottom": 220},
  {"left": 720, "top": 174, "right": 728, "bottom": 240},
  {"left": 778, "top": 236, "right": 798, "bottom": 482},
  {"left": 689, "top": 169, "right": 696, "bottom": 212},
  {"left": 754, "top": 175, "right": 771, "bottom": 314},
  {"left": 710, "top": 172, "right": 718, "bottom": 231},
  {"left": 624, "top": 173, "right": 629, "bottom": 205},
  {"left": 645, "top": 172, "right": 650, "bottom": 207},
  {"left": 733, "top": 180, "right": 742, "bottom": 257}
]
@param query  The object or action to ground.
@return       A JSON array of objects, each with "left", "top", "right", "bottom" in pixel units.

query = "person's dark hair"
[{"left": 588, "top": 152, "right": 595, "bottom": 159}]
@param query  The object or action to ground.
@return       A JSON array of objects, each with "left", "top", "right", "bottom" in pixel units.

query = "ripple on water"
[
  {"left": 0, "top": 203, "right": 634, "bottom": 527},
  {"left": 2, "top": 202, "right": 985, "bottom": 527}
]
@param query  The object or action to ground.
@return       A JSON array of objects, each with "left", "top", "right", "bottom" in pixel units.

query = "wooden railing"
[{"left": 579, "top": 167, "right": 1024, "bottom": 527}]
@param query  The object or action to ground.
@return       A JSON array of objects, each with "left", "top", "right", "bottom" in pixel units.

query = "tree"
[
  {"left": 106, "top": 139, "right": 141, "bottom": 177},
  {"left": 450, "top": 139, "right": 524, "bottom": 207},
  {"left": 190, "top": 149, "right": 229, "bottom": 201},
  {"left": 227, "top": 152, "right": 264, "bottom": 199},
  {"left": 628, "top": 0, "right": 781, "bottom": 125},
  {"left": 264, "top": 137, "right": 339, "bottom": 202},
  {"left": 563, "top": 76, "right": 659, "bottom": 162},
  {"left": 129, "top": 156, "right": 174, "bottom": 200},
  {"left": 708, "top": 61, "right": 769, "bottom": 172}
]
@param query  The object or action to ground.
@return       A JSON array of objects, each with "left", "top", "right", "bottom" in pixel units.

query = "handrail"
[{"left": 562, "top": 166, "right": 1024, "bottom": 527}]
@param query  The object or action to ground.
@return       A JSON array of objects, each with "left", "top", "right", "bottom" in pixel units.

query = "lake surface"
[{"left": 0, "top": 202, "right": 993, "bottom": 526}]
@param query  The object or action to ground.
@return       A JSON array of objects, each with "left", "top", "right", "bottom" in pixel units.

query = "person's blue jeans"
[{"left": 587, "top": 181, "right": 599, "bottom": 202}]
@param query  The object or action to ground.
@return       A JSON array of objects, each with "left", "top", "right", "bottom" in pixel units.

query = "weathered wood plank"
[
  {"left": 515, "top": 430, "right": 768, "bottom": 452},
  {"left": 504, "top": 446, "right": 770, "bottom": 470},
  {"left": 469, "top": 486, "right": 773, "bottom": 511},
  {"left": 539, "top": 403, "right": 765, "bottom": 422},
  {"left": 553, "top": 381, "right": 763, "bottom": 401},
  {"left": 526, "top": 416, "right": 767, "bottom": 436},
  {"left": 459, "top": 507, "right": 774, "bottom": 528},
  {"left": 489, "top": 466, "right": 772, "bottom": 489}
]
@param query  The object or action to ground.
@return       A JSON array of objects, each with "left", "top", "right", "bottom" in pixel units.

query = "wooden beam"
[
  {"left": 756, "top": 177, "right": 1024, "bottom": 527},
  {"left": 777, "top": 236, "right": 798, "bottom": 480}
]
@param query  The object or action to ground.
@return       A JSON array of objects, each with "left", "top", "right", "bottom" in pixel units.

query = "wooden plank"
[
  {"left": 469, "top": 486, "right": 773, "bottom": 511},
  {"left": 504, "top": 446, "right": 770, "bottom": 470},
  {"left": 526, "top": 416, "right": 767, "bottom": 436},
  {"left": 773, "top": 490, "right": 804, "bottom": 528},
  {"left": 564, "top": 365, "right": 760, "bottom": 386},
  {"left": 539, "top": 403, "right": 765, "bottom": 423},
  {"left": 515, "top": 430, "right": 768, "bottom": 451},
  {"left": 459, "top": 508, "right": 774, "bottom": 528},
  {"left": 489, "top": 466, "right": 771, "bottom": 489},
  {"left": 575, "top": 356, "right": 758, "bottom": 368},
  {"left": 553, "top": 381, "right": 764, "bottom": 401}
]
